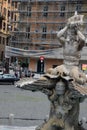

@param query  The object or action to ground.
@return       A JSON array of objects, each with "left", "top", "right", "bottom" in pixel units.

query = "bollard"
[{"left": 8, "top": 113, "right": 15, "bottom": 125}]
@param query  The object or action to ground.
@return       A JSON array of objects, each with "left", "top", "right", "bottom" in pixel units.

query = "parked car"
[
  {"left": 0, "top": 74, "right": 20, "bottom": 85},
  {"left": 25, "top": 70, "right": 34, "bottom": 77}
]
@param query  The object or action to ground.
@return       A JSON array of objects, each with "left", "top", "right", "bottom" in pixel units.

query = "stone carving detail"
[
  {"left": 57, "top": 11, "right": 87, "bottom": 67},
  {"left": 17, "top": 12, "right": 87, "bottom": 130}
]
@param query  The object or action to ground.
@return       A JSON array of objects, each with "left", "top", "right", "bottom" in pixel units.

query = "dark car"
[{"left": 0, "top": 74, "right": 20, "bottom": 85}]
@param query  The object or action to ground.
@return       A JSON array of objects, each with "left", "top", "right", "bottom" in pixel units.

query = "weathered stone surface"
[{"left": 16, "top": 12, "right": 87, "bottom": 130}]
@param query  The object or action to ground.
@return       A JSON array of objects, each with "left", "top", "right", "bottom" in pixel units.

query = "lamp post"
[{"left": 8, "top": 25, "right": 11, "bottom": 72}]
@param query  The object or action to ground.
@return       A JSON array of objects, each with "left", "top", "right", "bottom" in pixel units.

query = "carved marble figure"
[{"left": 16, "top": 12, "right": 87, "bottom": 130}]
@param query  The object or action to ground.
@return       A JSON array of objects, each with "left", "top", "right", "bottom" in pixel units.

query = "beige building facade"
[
  {"left": 0, "top": 0, "right": 18, "bottom": 65},
  {"left": 1, "top": 0, "right": 87, "bottom": 73},
  {"left": 10, "top": 0, "right": 87, "bottom": 73}
]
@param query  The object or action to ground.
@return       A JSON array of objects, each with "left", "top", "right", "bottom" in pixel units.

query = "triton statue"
[{"left": 16, "top": 12, "right": 87, "bottom": 130}]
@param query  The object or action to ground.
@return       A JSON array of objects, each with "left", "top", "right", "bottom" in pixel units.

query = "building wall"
[
  {"left": 29, "top": 57, "right": 63, "bottom": 72},
  {"left": 11, "top": 0, "right": 87, "bottom": 49},
  {"left": 45, "top": 58, "right": 63, "bottom": 71},
  {"left": 1, "top": 0, "right": 87, "bottom": 71},
  {"left": 11, "top": 1, "right": 66, "bottom": 49},
  {"left": 9, "top": 0, "right": 87, "bottom": 72},
  {"left": 0, "top": 0, "right": 19, "bottom": 62},
  {"left": 29, "top": 58, "right": 37, "bottom": 71}
]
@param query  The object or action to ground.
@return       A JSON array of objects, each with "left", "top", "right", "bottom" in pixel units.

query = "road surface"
[{"left": 0, "top": 82, "right": 87, "bottom": 129}]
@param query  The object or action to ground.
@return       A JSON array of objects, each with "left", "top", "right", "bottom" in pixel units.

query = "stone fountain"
[{"left": 17, "top": 12, "right": 87, "bottom": 130}]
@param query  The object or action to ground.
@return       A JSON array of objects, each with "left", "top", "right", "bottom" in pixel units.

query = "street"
[
  {"left": 0, "top": 84, "right": 50, "bottom": 127},
  {"left": 0, "top": 83, "right": 87, "bottom": 129}
]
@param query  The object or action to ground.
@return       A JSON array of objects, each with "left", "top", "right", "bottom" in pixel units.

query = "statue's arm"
[
  {"left": 16, "top": 77, "right": 56, "bottom": 95},
  {"left": 56, "top": 26, "right": 68, "bottom": 44},
  {"left": 77, "top": 30, "right": 87, "bottom": 42},
  {"left": 57, "top": 26, "right": 68, "bottom": 38}
]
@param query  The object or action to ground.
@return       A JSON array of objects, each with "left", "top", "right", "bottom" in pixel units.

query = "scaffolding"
[{"left": 10, "top": 0, "right": 87, "bottom": 50}]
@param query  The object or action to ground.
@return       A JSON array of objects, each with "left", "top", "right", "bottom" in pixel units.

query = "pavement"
[
  {"left": 0, "top": 78, "right": 50, "bottom": 128},
  {"left": 0, "top": 125, "right": 36, "bottom": 130},
  {"left": 0, "top": 77, "right": 87, "bottom": 129}
]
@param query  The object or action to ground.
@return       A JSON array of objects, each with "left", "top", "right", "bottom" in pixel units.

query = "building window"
[
  {"left": 3, "top": 8, "right": 6, "bottom": 16},
  {"left": 8, "top": 0, "right": 10, "bottom": 4},
  {"left": 11, "top": 2, "right": 14, "bottom": 6},
  {"left": 27, "top": 6, "right": 31, "bottom": 17},
  {"left": 14, "top": 14, "right": 16, "bottom": 21},
  {"left": 42, "top": 25, "right": 47, "bottom": 39},
  {"left": 76, "top": 5, "right": 82, "bottom": 12},
  {"left": 11, "top": 12, "right": 13, "bottom": 20},
  {"left": 1, "top": 51, "right": 4, "bottom": 61},
  {"left": 8, "top": 10, "right": 10, "bottom": 18},
  {"left": 26, "top": 26, "right": 30, "bottom": 39},
  {"left": 75, "top": 1, "right": 82, "bottom": 12},
  {"left": 15, "top": 2, "right": 17, "bottom": 8},
  {"left": 43, "top": 5, "right": 48, "bottom": 17},
  {"left": 6, "top": 37, "right": 9, "bottom": 45},
  {"left": 59, "top": 5, "right": 65, "bottom": 17},
  {"left": 7, "top": 24, "right": 12, "bottom": 31},
  {"left": 2, "top": 37, "right": 5, "bottom": 45},
  {"left": 58, "top": 24, "right": 65, "bottom": 30},
  {"left": 3, "top": 22, "right": 6, "bottom": 30}
]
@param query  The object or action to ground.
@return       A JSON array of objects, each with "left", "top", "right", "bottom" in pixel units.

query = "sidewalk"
[{"left": 0, "top": 125, "right": 36, "bottom": 130}]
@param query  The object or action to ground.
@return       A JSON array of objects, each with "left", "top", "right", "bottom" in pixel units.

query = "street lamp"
[{"left": 8, "top": 25, "right": 12, "bottom": 68}]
